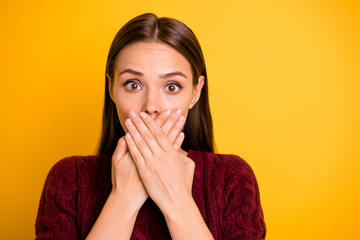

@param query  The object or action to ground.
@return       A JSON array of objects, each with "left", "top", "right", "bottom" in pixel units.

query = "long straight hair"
[{"left": 97, "top": 13, "right": 214, "bottom": 155}]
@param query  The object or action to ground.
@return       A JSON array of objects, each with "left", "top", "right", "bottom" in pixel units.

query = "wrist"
[
  {"left": 162, "top": 195, "right": 213, "bottom": 240},
  {"left": 109, "top": 190, "right": 144, "bottom": 216},
  {"left": 162, "top": 194, "right": 198, "bottom": 223},
  {"left": 86, "top": 190, "right": 145, "bottom": 240}
]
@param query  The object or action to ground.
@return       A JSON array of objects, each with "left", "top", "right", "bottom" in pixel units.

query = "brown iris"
[
  {"left": 168, "top": 85, "right": 176, "bottom": 92},
  {"left": 130, "top": 83, "right": 138, "bottom": 90}
]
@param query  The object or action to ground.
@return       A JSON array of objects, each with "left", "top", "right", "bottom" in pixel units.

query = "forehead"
[{"left": 114, "top": 42, "right": 192, "bottom": 75}]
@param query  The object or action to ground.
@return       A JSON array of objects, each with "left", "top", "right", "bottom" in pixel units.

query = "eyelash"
[
  {"left": 123, "top": 80, "right": 142, "bottom": 91},
  {"left": 166, "top": 82, "right": 183, "bottom": 93},
  {"left": 122, "top": 80, "right": 183, "bottom": 93}
]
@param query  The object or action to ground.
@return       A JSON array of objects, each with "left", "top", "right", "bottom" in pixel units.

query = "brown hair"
[{"left": 97, "top": 13, "right": 214, "bottom": 155}]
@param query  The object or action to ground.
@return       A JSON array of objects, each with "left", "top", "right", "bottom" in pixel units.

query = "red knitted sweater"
[{"left": 35, "top": 149, "right": 266, "bottom": 239}]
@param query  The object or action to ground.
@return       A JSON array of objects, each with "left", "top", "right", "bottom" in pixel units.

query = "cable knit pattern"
[{"left": 35, "top": 150, "right": 266, "bottom": 239}]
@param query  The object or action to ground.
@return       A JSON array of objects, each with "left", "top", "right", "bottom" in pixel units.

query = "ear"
[
  {"left": 189, "top": 75, "right": 205, "bottom": 109},
  {"left": 106, "top": 73, "right": 115, "bottom": 102}
]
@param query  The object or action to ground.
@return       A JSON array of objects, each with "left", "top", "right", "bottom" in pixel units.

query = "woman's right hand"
[
  {"left": 86, "top": 110, "right": 186, "bottom": 240},
  {"left": 111, "top": 138, "right": 147, "bottom": 207},
  {"left": 110, "top": 109, "right": 186, "bottom": 209}
]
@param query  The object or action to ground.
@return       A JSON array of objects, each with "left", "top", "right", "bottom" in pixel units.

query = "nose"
[{"left": 143, "top": 90, "right": 161, "bottom": 119}]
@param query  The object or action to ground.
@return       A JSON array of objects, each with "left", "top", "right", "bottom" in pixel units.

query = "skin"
[
  {"left": 109, "top": 41, "right": 203, "bottom": 129},
  {"left": 86, "top": 42, "right": 213, "bottom": 240}
]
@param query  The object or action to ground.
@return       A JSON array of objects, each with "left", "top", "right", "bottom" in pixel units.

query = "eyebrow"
[
  {"left": 119, "top": 68, "right": 187, "bottom": 79},
  {"left": 160, "top": 71, "right": 187, "bottom": 79},
  {"left": 119, "top": 69, "right": 144, "bottom": 76}
]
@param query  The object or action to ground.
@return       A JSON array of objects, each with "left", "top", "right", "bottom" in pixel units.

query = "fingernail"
[
  {"left": 129, "top": 111, "right": 136, "bottom": 119},
  {"left": 174, "top": 109, "right": 181, "bottom": 117},
  {"left": 178, "top": 116, "right": 185, "bottom": 123},
  {"left": 164, "top": 109, "right": 171, "bottom": 116},
  {"left": 139, "top": 112, "right": 147, "bottom": 119},
  {"left": 126, "top": 133, "right": 132, "bottom": 139},
  {"left": 125, "top": 118, "right": 133, "bottom": 126}
]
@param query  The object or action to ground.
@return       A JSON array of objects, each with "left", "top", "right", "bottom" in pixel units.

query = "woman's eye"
[
  {"left": 124, "top": 81, "right": 141, "bottom": 91},
  {"left": 166, "top": 83, "right": 181, "bottom": 93}
]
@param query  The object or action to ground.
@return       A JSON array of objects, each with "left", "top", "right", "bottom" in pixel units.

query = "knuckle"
[
  {"left": 153, "top": 129, "right": 163, "bottom": 139},
  {"left": 161, "top": 125, "right": 170, "bottom": 135},
  {"left": 162, "top": 145, "right": 172, "bottom": 153},
  {"left": 142, "top": 170, "right": 151, "bottom": 181},
  {"left": 132, "top": 115, "right": 140, "bottom": 123},
  {"left": 111, "top": 156, "right": 120, "bottom": 165},
  {"left": 138, "top": 139, "right": 148, "bottom": 149},
  {"left": 171, "top": 114, "right": 178, "bottom": 123},
  {"left": 144, "top": 131, "right": 153, "bottom": 140},
  {"left": 133, "top": 152, "right": 142, "bottom": 161},
  {"left": 176, "top": 119, "right": 184, "bottom": 128},
  {"left": 144, "top": 115, "right": 152, "bottom": 123},
  {"left": 126, "top": 137, "right": 134, "bottom": 146}
]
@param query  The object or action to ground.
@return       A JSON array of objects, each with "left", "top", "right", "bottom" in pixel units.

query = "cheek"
[
  {"left": 115, "top": 102, "right": 129, "bottom": 131},
  {"left": 163, "top": 98, "right": 187, "bottom": 109},
  {"left": 113, "top": 96, "right": 138, "bottom": 131},
  {"left": 165, "top": 92, "right": 193, "bottom": 118}
]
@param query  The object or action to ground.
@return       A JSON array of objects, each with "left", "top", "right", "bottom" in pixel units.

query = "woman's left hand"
[{"left": 124, "top": 110, "right": 195, "bottom": 216}]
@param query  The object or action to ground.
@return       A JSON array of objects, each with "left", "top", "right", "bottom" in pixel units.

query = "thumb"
[{"left": 112, "top": 136, "right": 128, "bottom": 165}]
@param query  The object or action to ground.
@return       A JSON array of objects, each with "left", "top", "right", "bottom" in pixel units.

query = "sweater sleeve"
[
  {"left": 35, "top": 157, "right": 79, "bottom": 240},
  {"left": 221, "top": 155, "right": 266, "bottom": 240}
]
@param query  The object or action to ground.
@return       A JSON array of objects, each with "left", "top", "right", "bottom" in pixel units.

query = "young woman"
[{"left": 35, "top": 13, "right": 266, "bottom": 240}]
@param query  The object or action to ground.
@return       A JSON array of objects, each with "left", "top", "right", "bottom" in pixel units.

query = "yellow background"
[{"left": 0, "top": 0, "right": 359, "bottom": 239}]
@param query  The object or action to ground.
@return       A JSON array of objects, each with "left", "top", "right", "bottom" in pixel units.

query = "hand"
[
  {"left": 111, "top": 110, "right": 186, "bottom": 209},
  {"left": 124, "top": 110, "right": 195, "bottom": 215},
  {"left": 110, "top": 137, "right": 147, "bottom": 208}
]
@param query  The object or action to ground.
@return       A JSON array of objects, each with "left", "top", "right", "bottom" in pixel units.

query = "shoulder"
[
  {"left": 48, "top": 154, "right": 109, "bottom": 173},
  {"left": 212, "top": 152, "right": 255, "bottom": 175},
  {"left": 189, "top": 150, "right": 266, "bottom": 239},
  {"left": 189, "top": 150, "right": 261, "bottom": 209},
  {"left": 36, "top": 155, "right": 108, "bottom": 239},
  {"left": 44, "top": 155, "right": 110, "bottom": 189},
  {"left": 39, "top": 155, "right": 111, "bottom": 213}
]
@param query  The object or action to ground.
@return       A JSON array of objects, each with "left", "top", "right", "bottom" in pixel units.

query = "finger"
[
  {"left": 154, "top": 109, "right": 171, "bottom": 128},
  {"left": 124, "top": 132, "right": 146, "bottom": 168},
  {"left": 154, "top": 109, "right": 184, "bottom": 144},
  {"left": 126, "top": 113, "right": 157, "bottom": 156},
  {"left": 139, "top": 111, "right": 172, "bottom": 152},
  {"left": 161, "top": 109, "right": 182, "bottom": 136},
  {"left": 111, "top": 137, "right": 127, "bottom": 186},
  {"left": 112, "top": 136, "right": 127, "bottom": 165},
  {"left": 173, "top": 132, "right": 185, "bottom": 150},
  {"left": 167, "top": 114, "right": 186, "bottom": 144}
]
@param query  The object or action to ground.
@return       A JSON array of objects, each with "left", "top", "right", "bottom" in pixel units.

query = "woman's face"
[{"left": 108, "top": 42, "right": 204, "bottom": 132}]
